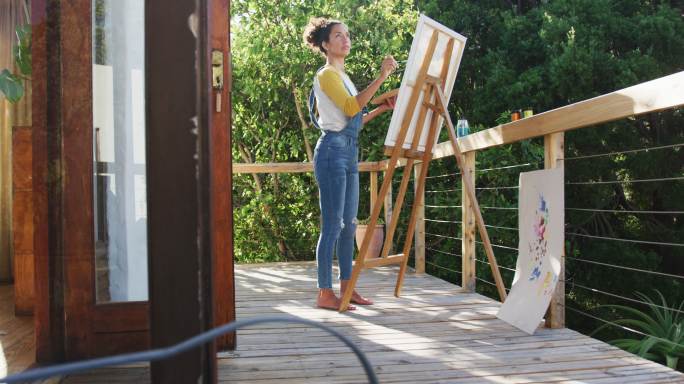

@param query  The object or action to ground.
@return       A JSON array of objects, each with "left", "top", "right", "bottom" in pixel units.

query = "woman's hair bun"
[{"left": 303, "top": 17, "right": 342, "bottom": 56}]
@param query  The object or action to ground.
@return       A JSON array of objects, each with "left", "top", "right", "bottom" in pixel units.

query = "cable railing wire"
[
  {"left": 425, "top": 232, "right": 462, "bottom": 241},
  {"left": 425, "top": 204, "right": 517, "bottom": 211},
  {"left": 426, "top": 260, "right": 462, "bottom": 275},
  {"left": 566, "top": 207, "right": 684, "bottom": 215},
  {"left": 426, "top": 186, "right": 518, "bottom": 193},
  {"left": 475, "top": 276, "right": 511, "bottom": 293},
  {"left": 425, "top": 171, "right": 461, "bottom": 180},
  {"left": 477, "top": 162, "right": 540, "bottom": 173},
  {"left": 425, "top": 218, "right": 463, "bottom": 224},
  {"left": 481, "top": 206, "right": 518, "bottom": 211},
  {"left": 484, "top": 224, "right": 518, "bottom": 231},
  {"left": 475, "top": 276, "right": 498, "bottom": 287},
  {"left": 567, "top": 176, "right": 684, "bottom": 185},
  {"left": 570, "top": 282, "right": 684, "bottom": 315},
  {"left": 425, "top": 161, "right": 539, "bottom": 176},
  {"left": 567, "top": 232, "right": 684, "bottom": 247},
  {"left": 425, "top": 188, "right": 461, "bottom": 194},
  {"left": 0, "top": 316, "right": 378, "bottom": 384},
  {"left": 425, "top": 204, "right": 462, "bottom": 209},
  {"left": 565, "top": 256, "right": 684, "bottom": 280},
  {"left": 426, "top": 218, "right": 679, "bottom": 248},
  {"left": 475, "top": 240, "right": 517, "bottom": 251},
  {"left": 563, "top": 142, "right": 684, "bottom": 162},
  {"left": 474, "top": 258, "right": 517, "bottom": 273},
  {"left": 426, "top": 247, "right": 462, "bottom": 257},
  {"left": 476, "top": 185, "right": 519, "bottom": 190}
]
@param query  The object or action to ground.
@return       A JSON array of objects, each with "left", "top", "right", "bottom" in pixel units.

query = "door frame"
[{"left": 31, "top": 0, "right": 235, "bottom": 368}]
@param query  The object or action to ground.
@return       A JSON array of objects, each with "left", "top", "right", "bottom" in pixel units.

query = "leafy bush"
[{"left": 593, "top": 290, "right": 684, "bottom": 369}]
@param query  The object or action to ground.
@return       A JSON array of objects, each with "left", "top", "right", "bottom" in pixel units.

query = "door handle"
[{"left": 212, "top": 50, "right": 224, "bottom": 112}]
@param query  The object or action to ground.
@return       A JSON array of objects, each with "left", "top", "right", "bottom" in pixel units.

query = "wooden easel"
[{"left": 339, "top": 30, "right": 508, "bottom": 311}]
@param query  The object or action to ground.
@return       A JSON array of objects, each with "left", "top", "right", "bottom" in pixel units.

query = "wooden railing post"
[
  {"left": 370, "top": 171, "right": 378, "bottom": 218},
  {"left": 383, "top": 171, "right": 393, "bottom": 254},
  {"left": 413, "top": 163, "right": 425, "bottom": 274},
  {"left": 545, "top": 132, "right": 565, "bottom": 328},
  {"left": 461, "top": 151, "right": 476, "bottom": 292}
]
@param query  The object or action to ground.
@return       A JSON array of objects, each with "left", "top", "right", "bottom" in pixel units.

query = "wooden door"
[{"left": 31, "top": 0, "right": 234, "bottom": 369}]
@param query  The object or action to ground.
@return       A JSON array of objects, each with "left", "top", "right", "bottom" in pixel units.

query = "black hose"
[{"left": 1, "top": 316, "right": 378, "bottom": 384}]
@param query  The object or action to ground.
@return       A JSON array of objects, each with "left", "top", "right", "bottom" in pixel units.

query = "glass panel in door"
[{"left": 92, "top": 0, "right": 148, "bottom": 303}]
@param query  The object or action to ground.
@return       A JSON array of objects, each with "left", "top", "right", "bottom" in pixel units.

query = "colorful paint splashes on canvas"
[{"left": 527, "top": 194, "right": 558, "bottom": 296}]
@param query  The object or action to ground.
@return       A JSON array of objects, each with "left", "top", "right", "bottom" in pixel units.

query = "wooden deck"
[
  {"left": 0, "top": 284, "right": 35, "bottom": 377},
  {"left": 55, "top": 262, "right": 684, "bottom": 382}
]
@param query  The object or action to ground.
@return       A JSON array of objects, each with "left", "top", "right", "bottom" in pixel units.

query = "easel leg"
[
  {"left": 394, "top": 152, "right": 433, "bottom": 297},
  {"left": 338, "top": 161, "right": 393, "bottom": 311},
  {"left": 395, "top": 90, "right": 441, "bottom": 297},
  {"left": 381, "top": 158, "right": 414, "bottom": 258},
  {"left": 433, "top": 86, "right": 508, "bottom": 301}
]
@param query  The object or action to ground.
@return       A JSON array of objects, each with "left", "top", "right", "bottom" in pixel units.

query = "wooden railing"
[
  {"left": 232, "top": 70, "right": 684, "bottom": 328},
  {"left": 233, "top": 160, "right": 396, "bottom": 232}
]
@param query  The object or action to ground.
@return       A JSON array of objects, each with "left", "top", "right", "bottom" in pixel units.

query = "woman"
[{"left": 303, "top": 17, "right": 398, "bottom": 310}]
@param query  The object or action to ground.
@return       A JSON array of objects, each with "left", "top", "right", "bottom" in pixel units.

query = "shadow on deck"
[{"left": 60, "top": 262, "right": 683, "bottom": 383}]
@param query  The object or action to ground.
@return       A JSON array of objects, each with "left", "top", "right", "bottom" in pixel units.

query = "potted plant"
[{"left": 355, "top": 217, "right": 385, "bottom": 259}]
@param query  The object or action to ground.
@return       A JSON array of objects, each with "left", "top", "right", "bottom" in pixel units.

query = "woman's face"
[{"left": 324, "top": 23, "right": 351, "bottom": 58}]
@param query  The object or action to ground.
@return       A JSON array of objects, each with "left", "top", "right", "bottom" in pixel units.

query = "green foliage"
[
  {"left": 0, "top": 69, "right": 24, "bottom": 103},
  {"left": 0, "top": 0, "right": 31, "bottom": 103},
  {"left": 416, "top": 0, "right": 684, "bottom": 125},
  {"left": 593, "top": 290, "right": 684, "bottom": 369},
  {"left": 13, "top": 24, "right": 31, "bottom": 76},
  {"left": 357, "top": 217, "right": 384, "bottom": 225}
]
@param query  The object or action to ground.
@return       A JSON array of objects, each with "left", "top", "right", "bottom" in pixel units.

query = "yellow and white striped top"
[{"left": 313, "top": 65, "right": 361, "bottom": 132}]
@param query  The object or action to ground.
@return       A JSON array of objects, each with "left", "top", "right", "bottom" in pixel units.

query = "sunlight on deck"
[{"left": 224, "top": 262, "right": 684, "bottom": 383}]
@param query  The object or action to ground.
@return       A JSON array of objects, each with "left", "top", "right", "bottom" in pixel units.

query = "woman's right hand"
[{"left": 380, "top": 55, "right": 398, "bottom": 80}]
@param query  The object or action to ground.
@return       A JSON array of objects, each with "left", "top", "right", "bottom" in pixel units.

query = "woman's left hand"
[{"left": 380, "top": 96, "right": 397, "bottom": 112}]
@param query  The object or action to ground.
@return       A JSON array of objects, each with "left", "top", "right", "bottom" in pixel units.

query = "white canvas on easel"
[
  {"left": 497, "top": 168, "right": 564, "bottom": 334},
  {"left": 340, "top": 15, "right": 508, "bottom": 311},
  {"left": 384, "top": 14, "right": 467, "bottom": 153}
]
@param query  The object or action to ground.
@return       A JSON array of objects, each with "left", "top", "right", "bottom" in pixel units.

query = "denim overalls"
[{"left": 309, "top": 75, "right": 363, "bottom": 289}]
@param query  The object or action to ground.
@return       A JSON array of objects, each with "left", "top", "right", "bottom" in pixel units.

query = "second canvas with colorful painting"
[{"left": 497, "top": 167, "right": 564, "bottom": 334}]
